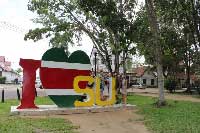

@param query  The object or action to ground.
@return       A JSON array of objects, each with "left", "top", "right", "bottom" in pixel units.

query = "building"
[
  {"left": 90, "top": 47, "right": 120, "bottom": 73},
  {"left": 90, "top": 47, "right": 136, "bottom": 87},
  {"left": 132, "top": 66, "right": 158, "bottom": 87},
  {"left": 176, "top": 73, "right": 198, "bottom": 88},
  {"left": 90, "top": 47, "right": 132, "bottom": 73},
  {"left": 0, "top": 56, "right": 20, "bottom": 84}
]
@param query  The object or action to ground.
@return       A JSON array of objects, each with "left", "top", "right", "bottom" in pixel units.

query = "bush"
[
  {"left": 0, "top": 77, "right": 6, "bottom": 84},
  {"left": 164, "top": 78, "right": 177, "bottom": 93},
  {"left": 194, "top": 80, "right": 200, "bottom": 86}
]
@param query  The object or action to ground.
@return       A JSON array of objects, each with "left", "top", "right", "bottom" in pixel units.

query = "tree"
[
  {"left": 25, "top": 0, "right": 136, "bottom": 75},
  {"left": 78, "top": 0, "right": 136, "bottom": 75},
  {"left": 144, "top": 0, "right": 165, "bottom": 106},
  {"left": 134, "top": 0, "right": 200, "bottom": 94},
  {"left": 132, "top": 8, "right": 183, "bottom": 79},
  {"left": 154, "top": 0, "right": 200, "bottom": 92},
  {"left": 15, "top": 68, "right": 22, "bottom": 75}
]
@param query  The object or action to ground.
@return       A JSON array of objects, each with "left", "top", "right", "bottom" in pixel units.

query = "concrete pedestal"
[{"left": 11, "top": 104, "right": 136, "bottom": 116}]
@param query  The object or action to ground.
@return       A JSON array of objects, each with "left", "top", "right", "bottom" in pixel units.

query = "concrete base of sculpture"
[{"left": 11, "top": 104, "right": 136, "bottom": 116}]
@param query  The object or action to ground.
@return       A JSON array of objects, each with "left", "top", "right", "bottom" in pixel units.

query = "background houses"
[
  {"left": 90, "top": 48, "right": 199, "bottom": 89},
  {"left": 90, "top": 47, "right": 135, "bottom": 86},
  {"left": 90, "top": 47, "right": 123, "bottom": 73},
  {"left": 90, "top": 47, "right": 132, "bottom": 74},
  {"left": 130, "top": 66, "right": 158, "bottom": 88},
  {"left": 0, "top": 56, "right": 20, "bottom": 84}
]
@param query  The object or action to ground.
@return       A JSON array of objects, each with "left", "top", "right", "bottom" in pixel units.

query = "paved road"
[{"left": 0, "top": 84, "right": 47, "bottom": 100}]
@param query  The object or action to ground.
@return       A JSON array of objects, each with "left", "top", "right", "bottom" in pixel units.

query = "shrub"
[
  {"left": 0, "top": 77, "right": 6, "bottom": 84},
  {"left": 164, "top": 78, "right": 177, "bottom": 93}
]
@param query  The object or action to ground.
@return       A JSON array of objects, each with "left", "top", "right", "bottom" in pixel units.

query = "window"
[
  {"left": 143, "top": 79, "right": 146, "bottom": 85},
  {"left": 151, "top": 79, "right": 154, "bottom": 85}
]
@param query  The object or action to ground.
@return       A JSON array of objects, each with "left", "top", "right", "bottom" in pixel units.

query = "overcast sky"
[{"left": 0, "top": 0, "right": 144, "bottom": 70}]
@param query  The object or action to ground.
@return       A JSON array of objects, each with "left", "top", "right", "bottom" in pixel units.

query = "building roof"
[
  {"left": 0, "top": 65, "right": 12, "bottom": 72},
  {"left": 134, "top": 67, "right": 145, "bottom": 77},
  {"left": 176, "top": 73, "right": 198, "bottom": 81},
  {"left": 5, "top": 61, "right": 11, "bottom": 66},
  {"left": 133, "top": 66, "right": 157, "bottom": 77},
  {"left": 0, "top": 56, "right": 5, "bottom": 62},
  {"left": 0, "top": 56, "right": 12, "bottom": 72},
  {"left": 3, "top": 66, "right": 12, "bottom": 72}
]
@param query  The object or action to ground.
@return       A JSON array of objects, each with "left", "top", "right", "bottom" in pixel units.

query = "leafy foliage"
[
  {"left": 0, "top": 77, "right": 6, "bottom": 84},
  {"left": 25, "top": 0, "right": 137, "bottom": 74},
  {"left": 164, "top": 78, "right": 177, "bottom": 93},
  {"left": 133, "top": 1, "right": 200, "bottom": 83}
]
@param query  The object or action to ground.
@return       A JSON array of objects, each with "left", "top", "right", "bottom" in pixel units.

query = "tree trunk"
[
  {"left": 114, "top": 51, "right": 120, "bottom": 74},
  {"left": 157, "top": 60, "right": 165, "bottom": 105},
  {"left": 183, "top": 33, "right": 192, "bottom": 93},
  {"left": 186, "top": 65, "right": 191, "bottom": 93},
  {"left": 122, "top": 51, "right": 126, "bottom": 76},
  {"left": 145, "top": 0, "right": 165, "bottom": 106},
  {"left": 105, "top": 55, "right": 113, "bottom": 74},
  {"left": 185, "top": 51, "right": 191, "bottom": 93},
  {"left": 191, "top": 0, "right": 200, "bottom": 45}
]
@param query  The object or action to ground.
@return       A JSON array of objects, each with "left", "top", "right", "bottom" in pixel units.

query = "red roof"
[
  {"left": 0, "top": 56, "right": 12, "bottom": 72},
  {"left": 0, "top": 56, "right": 5, "bottom": 62},
  {"left": 134, "top": 67, "right": 145, "bottom": 77},
  {"left": 176, "top": 73, "right": 197, "bottom": 81},
  {"left": 5, "top": 61, "right": 11, "bottom": 66},
  {"left": 0, "top": 65, "right": 12, "bottom": 72},
  {"left": 191, "top": 75, "right": 197, "bottom": 81},
  {"left": 3, "top": 66, "right": 12, "bottom": 72}
]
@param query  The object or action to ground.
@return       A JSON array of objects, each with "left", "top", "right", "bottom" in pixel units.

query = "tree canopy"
[
  {"left": 133, "top": 0, "right": 200, "bottom": 92},
  {"left": 25, "top": 0, "right": 137, "bottom": 74}
]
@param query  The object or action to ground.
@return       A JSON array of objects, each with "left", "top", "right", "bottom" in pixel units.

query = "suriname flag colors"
[{"left": 40, "top": 48, "right": 91, "bottom": 107}]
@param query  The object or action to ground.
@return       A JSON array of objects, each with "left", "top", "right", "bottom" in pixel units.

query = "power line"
[
  {"left": 0, "top": 20, "right": 83, "bottom": 47},
  {"left": 0, "top": 21, "right": 27, "bottom": 33}
]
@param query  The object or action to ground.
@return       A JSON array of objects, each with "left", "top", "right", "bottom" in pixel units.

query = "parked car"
[
  {"left": 35, "top": 77, "right": 43, "bottom": 89},
  {"left": 19, "top": 77, "right": 43, "bottom": 89},
  {"left": 131, "top": 82, "right": 146, "bottom": 89}
]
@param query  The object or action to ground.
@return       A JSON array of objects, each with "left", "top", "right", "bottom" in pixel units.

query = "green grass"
[
  {"left": 128, "top": 95, "right": 200, "bottom": 133},
  {"left": 2, "top": 95, "right": 200, "bottom": 133},
  {"left": 0, "top": 97, "right": 54, "bottom": 115},
  {"left": 0, "top": 97, "right": 77, "bottom": 133}
]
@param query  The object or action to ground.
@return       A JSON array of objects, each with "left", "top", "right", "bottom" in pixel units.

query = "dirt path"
[
  {"left": 130, "top": 88, "right": 200, "bottom": 103},
  {"left": 26, "top": 109, "right": 150, "bottom": 133},
  {"left": 63, "top": 109, "right": 150, "bottom": 133}
]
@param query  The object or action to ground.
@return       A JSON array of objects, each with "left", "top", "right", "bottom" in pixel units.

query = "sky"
[
  {"left": 0, "top": 0, "right": 144, "bottom": 70},
  {"left": 0, "top": 0, "right": 94, "bottom": 70}
]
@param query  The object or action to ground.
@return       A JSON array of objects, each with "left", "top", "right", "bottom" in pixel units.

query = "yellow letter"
[{"left": 73, "top": 76, "right": 95, "bottom": 107}]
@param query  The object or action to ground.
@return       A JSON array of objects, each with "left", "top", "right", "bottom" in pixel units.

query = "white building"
[
  {"left": 90, "top": 47, "right": 125, "bottom": 73},
  {"left": 0, "top": 56, "right": 20, "bottom": 84},
  {"left": 0, "top": 68, "right": 20, "bottom": 83},
  {"left": 133, "top": 66, "right": 158, "bottom": 87}
]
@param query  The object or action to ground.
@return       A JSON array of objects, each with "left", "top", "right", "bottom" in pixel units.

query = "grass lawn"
[
  {"left": 128, "top": 95, "right": 200, "bottom": 133},
  {"left": 1, "top": 95, "right": 200, "bottom": 133},
  {"left": 0, "top": 97, "right": 78, "bottom": 133}
]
